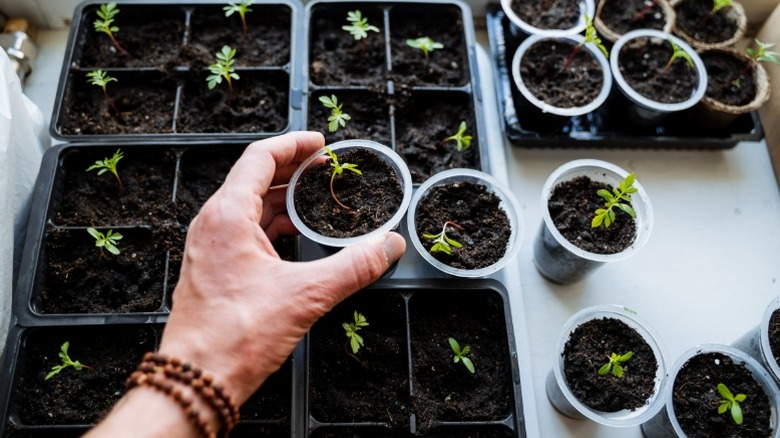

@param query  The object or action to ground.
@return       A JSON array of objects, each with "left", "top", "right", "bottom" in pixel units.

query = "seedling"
[
  {"left": 717, "top": 383, "right": 746, "bottom": 425},
  {"left": 207, "top": 45, "right": 239, "bottom": 94},
  {"left": 324, "top": 146, "right": 362, "bottom": 210},
  {"left": 342, "top": 10, "right": 379, "bottom": 41},
  {"left": 630, "top": 0, "right": 660, "bottom": 24},
  {"left": 93, "top": 2, "right": 129, "bottom": 56},
  {"left": 406, "top": 37, "right": 444, "bottom": 60},
  {"left": 86, "top": 70, "right": 120, "bottom": 114},
  {"left": 441, "top": 121, "right": 472, "bottom": 152},
  {"left": 224, "top": 0, "right": 254, "bottom": 42},
  {"left": 449, "top": 337, "right": 475, "bottom": 373},
  {"left": 45, "top": 342, "right": 92, "bottom": 381},
  {"left": 562, "top": 15, "right": 608, "bottom": 72},
  {"left": 86, "top": 148, "right": 124, "bottom": 187},
  {"left": 591, "top": 173, "right": 638, "bottom": 229},
  {"left": 654, "top": 38, "right": 694, "bottom": 80},
  {"left": 87, "top": 227, "right": 123, "bottom": 256},
  {"left": 422, "top": 221, "right": 464, "bottom": 255},
  {"left": 701, "top": 0, "right": 732, "bottom": 23},
  {"left": 731, "top": 39, "right": 780, "bottom": 88},
  {"left": 598, "top": 351, "right": 633, "bottom": 378},
  {"left": 319, "top": 95, "right": 351, "bottom": 133}
]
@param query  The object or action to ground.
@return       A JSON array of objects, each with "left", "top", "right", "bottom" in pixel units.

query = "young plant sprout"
[
  {"left": 207, "top": 45, "right": 239, "bottom": 94},
  {"left": 449, "top": 337, "right": 475, "bottom": 374},
  {"left": 562, "top": 15, "right": 608, "bottom": 72},
  {"left": 87, "top": 227, "right": 123, "bottom": 256},
  {"left": 422, "top": 221, "right": 464, "bottom": 255},
  {"left": 717, "top": 383, "right": 746, "bottom": 425},
  {"left": 591, "top": 173, "right": 638, "bottom": 229},
  {"left": 700, "top": 0, "right": 732, "bottom": 23},
  {"left": 93, "top": 2, "right": 129, "bottom": 56},
  {"left": 342, "top": 10, "right": 379, "bottom": 41},
  {"left": 630, "top": 0, "right": 660, "bottom": 24},
  {"left": 343, "top": 311, "right": 368, "bottom": 353},
  {"left": 324, "top": 146, "right": 362, "bottom": 210},
  {"left": 224, "top": 0, "right": 254, "bottom": 42},
  {"left": 45, "top": 342, "right": 92, "bottom": 381},
  {"left": 731, "top": 39, "right": 780, "bottom": 88},
  {"left": 654, "top": 38, "right": 694, "bottom": 80},
  {"left": 598, "top": 351, "right": 633, "bottom": 378},
  {"left": 86, "top": 70, "right": 119, "bottom": 114},
  {"left": 86, "top": 148, "right": 124, "bottom": 187},
  {"left": 441, "top": 121, "right": 472, "bottom": 152},
  {"left": 319, "top": 95, "right": 351, "bottom": 133},
  {"left": 406, "top": 37, "right": 444, "bottom": 60}
]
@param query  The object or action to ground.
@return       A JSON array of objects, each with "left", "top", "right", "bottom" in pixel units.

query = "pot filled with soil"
[
  {"left": 407, "top": 168, "right": 523, "bottom": 278},
  {"left": 500, "top": 0, "right": 595, "bottom": 37},
  {"left": 533, "top": 159, "right": 653, "bottom": 284},
  {"left": 594, "top": 0, "right": 676, "bottom": 43},
  {"left": 672, "top": 0, "right": 747, "bottom": 50},
  {"left": 732, "top": 296, "right": 780, "bottom": 387},
  {"left": 547, "top": 305, "right": 667, "bottom": 426},
  {"left": 610, "top": 29, "right": 707, "bottom": 125},
  {"left": 642, "top": 344, "right": 780, "bottom": 437}
]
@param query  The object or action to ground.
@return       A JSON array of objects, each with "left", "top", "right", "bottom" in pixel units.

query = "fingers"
[
  {"left": 264, "top": 215, "right": 297, "bottom": 242},
  {"left": 260, "top": 185, "right": 289, "bottom": 229}
]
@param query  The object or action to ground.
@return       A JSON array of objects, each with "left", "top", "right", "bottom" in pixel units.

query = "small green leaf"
[
  {"left": 717, "top": 383, "right": 734, "bottom": 400},
  {"left": 732, "top": 402, "right": 743, "bottom": 425},
  {"left": 462, "top": 357, "right": 475, "bottom": 373},
  {"left": 718, "top": 402, "right": 729, "bottom": 415},
  {"left": 598, "top": 363, "right": 611, "bottom": 375}
]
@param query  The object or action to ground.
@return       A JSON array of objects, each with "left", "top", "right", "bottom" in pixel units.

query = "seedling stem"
[
  {"left": 93, "top": 2, "right": 129, "bottom": 56},
  {"left": 86, "top": 148, "right": 124, "bottom": 187},
  {"left": 207, "top": 45, "right": 239, "bottom": 95},
  {"left": 406, "top": 37, "right": 444, "bottom": 60},
  {"left": 45, "top": 342, "right": 93, "bottom": 380},
  {"left": 654, "top": 38, "right": 694, "bottom": 81},
  {"left": 324, "top": 146, "right": 362, "bottom": 210},
  {"left": 422, "top": 221, "right": 464, "bottom": 255},
  {"left": 591, "top": 173, "right": 638, "bottom": 229},
  {"left": 86, "top": 70, "right": 120, "bottom": 114},
  {"left": 561, "top": 15, "right": 608, "bottom": 72},
  {"left": 441, "top": 121, "right": 472, "bottom": 152},
  {"left": 630, "top": 0, "right": 660, "bottom": 24},
  {"left": 731, "top": 39, "right": 780, "bottom": 88},
  {"left": 224, "top": 0, "right": 254, "bottom": 42}
]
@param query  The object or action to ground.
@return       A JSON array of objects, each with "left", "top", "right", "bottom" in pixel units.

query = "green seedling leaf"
[
  {"left": 224, "top": 0, "right": 254, "bottom": 40},
  {"left": 423, "top": 221, "right": 464, "bottom": 255},
  {"left": 86, "top": 148, "right": 124, "bottom": 187},
  {"left": 45, "top": 342, "right": 90, "bottom": 381},
  {"left": 442, "top": 121, "right": 473, "bottom": 152},
  {"left": 598, "top": 351, "right": 633, "bottom": 378},
  {"left": 343, "top": 311, "right": 369, "bottom": 354},
  {"left": 323, "top": 146, "right": 361, "bottom": 209},
  {"left": 319, "top": 95, "right": 352, "bottom": 133},
  {"left": 406, "top": 37, "right": 444, "bottom": 59},
  {"left": 449, "top": 337, "right": 475, "bottom": 373},
  {"left": 342, "top": 10, "right": 379, "bottom": 40},
  {"left": 592, "top": 173, "right": 638, "bottom": 229},
  {"left": 207, "top": 45, "right": 239, "bottom": 93},
  {"left": 87, "top": 227, "right": 123, "bottom": 256},
  {"left": 717, "top": 383, "right": 746, "bottom": 425}
]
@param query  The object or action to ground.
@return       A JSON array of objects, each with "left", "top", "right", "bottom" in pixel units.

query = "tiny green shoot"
[
  {"left": 86, "top": 70, "right": 120, "bottom": 114},
  {"left": 319, "top": 95, "right": 351, "bottom": 133},
  {"left": 732, "top": 39, "right": 780, "bottom": 88},
  {"left": 591, "top": 173, "right": 638, "bottom": 229},
  {"left": 562, "top": 15, "right": 608, "bottom": 72},
  {"left": 449, "top": 337, "right": 475, "bottom": 373},
  {"left": 93, "top": 2, "right": 129, "bottom": 56},
  {"left": 717, "top": 383, "right": 746, "bottom": 425},
  {"left": 224, "top": 0, "right": 254, "bottom": 41},
  {"left": 342, "top": 10, "right": 379, "bottom": 41},
  {"left": 701, "top": 0, "right": 732, "bottom": 23},
  {"left": 655, "top": 38, "right": 694, "bottom": 80},
  {"left": 324, "top": 146, "right": 362, "bottom": 210},
  {"left": 598, "top": 351, "right": 633, "bottom": 378},
  {"left": 207, "top": 45, "right": 239, "bottom": 94},
  {"left": 45, "top": 342, "right": 92, "bottom": 380},
  {"left": 343, "top": 311, "right": 368, "bottom": 354},
  {"left": 422, "top": 221, "right": 464, "bottom": 255},
  {"left": 441, "top": 121, "right": 472, "bottom": 152},
  {"left": 406, "top": 37, "right": 444, "bottom": 60},
  {"left": 87, "top": 227, "right": 123, "bottom": 256},
  {"left": 86, "top": 148, "right": 124, "bottom": 187}
]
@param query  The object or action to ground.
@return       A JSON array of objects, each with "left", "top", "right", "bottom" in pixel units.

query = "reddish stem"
[
  {"left": 108, "top": 32, "right": 129, "bottom": 56},
  {"left": 443, "top": 221, "right": 464, "bottom": 232},
  {"left": 330, "top": 173, "right": 351, "bottom": 210},
  {"left": 103, "top": 89, "right": 120, "bottom": 114},
  {"left": 561, "top": 44, "right": 583, "bottom": 73},
  {"left": 241, "top": 18, "right": 248, "bottom": 42},
  {"left": 731, "top": 59, "right": 754, "bottom": 85},
  {"left": 653, "top": 58, "right": 675, "bottom": 81},
  {"left": 630, "top": 0, "right": 659, "bottom": 24}
]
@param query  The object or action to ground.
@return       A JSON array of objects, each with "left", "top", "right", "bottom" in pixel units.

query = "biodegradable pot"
[
  {"left": 610, "top": 29, "right": 707, "bottom": 126},
  {"left": 594, "top": 0, "right": 676, "bottom": 43},
  {"left": 672, "top": 0, "right": 747, "bottom": 51},
  {"left": 642, "top": 344, "right": 780, "bottom": 437},
  {"left": 533, "top": 159, "right": 653, "bottom": 284},
  {"left": 546, "top": 305, "right": 667, "bottom": 426},
  {"left": 732, "top": 296, "right": 780, "bottom": 387},
  {"left": 511, "top": 33, "right": 612, "bottom": 134},
  {"left": 500, "top": 0, "right": 595, "bottom": 37},
  {"left": 407, "top": 169, "right": 523, "bottom": 278}
]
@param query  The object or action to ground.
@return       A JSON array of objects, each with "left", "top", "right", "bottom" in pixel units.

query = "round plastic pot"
[
  {"left": 641, "top": 344, "right": 780, "bottom": 437},
  {"left": 500, "top": 0, "right": 595, "bottom": 37},
  {"left": 407, "top": 168, "right": 524, "bottom": 278},
  {"left": 546, "top": 304, "right": 668, "bottom": 426},
  {"left": 533, "top": 159, "right": 653, "bottom": 284},
  {"left": 672, "top": 0, "right": 747, "bottom": 51},
  {"left": 594, "top": 0, "right": 676, "bottom": 43},
  {"left": 287, "top": 139, "right": 413, "bottom": 248},
  {"left": 732, "top": 296, "right": 780, "bottom": 387},
  {"left": 610, "top": 29, "right": 707, "bottom": 126}
]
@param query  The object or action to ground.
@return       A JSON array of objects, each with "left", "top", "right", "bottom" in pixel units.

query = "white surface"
[{"left": 25, "top": 28, "right": 780, "bottom": 438}]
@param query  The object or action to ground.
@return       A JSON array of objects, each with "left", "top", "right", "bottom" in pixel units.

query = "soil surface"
[
  {"left": 174, "top": 146, "right": 245, "bottom": 224},
  {"left": 520, "top": 39, "right": 603, "bottom": 108},
  {"left": 416, "top": 182, "right": 510, "bottom": 269},
  {"left": 5, "top": 430, "right": 86, "bottom": 438},
  {"left": 673, "top": 352, "right": 773, "bottom": 437},
  {"left": 599, "top": 0, "right": 667, "bottom": 34},
  {"left": 618, "top": 38, "right": 699, "bottom": 104},
  {"left": 308, "top": 90, "right": 391, "bottom": 145},
  {"left": 769, "top": 309, "right": 780, "bottom": 369},
  {"left": 240, "top": 359, "right": 291, "bottom": 422},
  {"left": 510, "top": 0, "right": 581, "bottom": 30},
  {"left": 14, "top": 325, "right": 156, "bottom": 424},
  {"left": 394, "top": 91, "right": 480, "bottom": 183},
  {"left": 294, "top": 149, "right": 402, "bottom": 238},
  {"left": 675, "top": 0, "right": 740, "bottom": 44},
  {"left": 548, "top": 176, "right": 637, "bottom": 254},
  {"left": 309, "top": 292, "right": 410, "bottom": 425},
  {"left": 563, "top": 317, "right": 658, "bottom": 412},
  {"left": 702, "top": 51, "right": 756, "bottom": 107},
  {"left": 410, "top": 291, "right": 513, "bottom": 428},
  {"left": 228, "top": 424, "right": 289, "bottom": 437}
]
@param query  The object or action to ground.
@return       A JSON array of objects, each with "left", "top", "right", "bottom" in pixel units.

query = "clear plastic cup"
[
  {"left": 732, "top": 296, "right": 780, "bottom": 387},
  {"left": 500, "top": 0, "right": 595, "bottom": 38}
]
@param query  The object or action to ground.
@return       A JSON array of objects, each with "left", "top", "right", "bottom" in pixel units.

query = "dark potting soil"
[
  {"left": 174, "top": 146, "right": 245, "bottom": 224},
  {"left": 308, "top": 90, "right": 391, "bottom": 145},
  {"left": 702, "top": 51, "right": 756, "bottom": 107},
  {"left": 509, "top": 0, "right": 581, "bottom": 30},
  {"left": 415, "top": 181, "right": 510, "bottom": 270},
  {"left": 769, "top": 309, "right": 780, "bottom": 369},
  {"left": 309, "top": 7, "right": 386, "bottom": 86},
  {"left": 673, "top": 352, "right": 773, "bottom": 437},
  {"left": 618, "top": 38, "right": 699, "bottom": 104},
  {"left": 548, "top": 176, "right": 637, "bottom": 254},
  {"left": 519, "top": 39, "right": 603, "bottom": 108},
  {"left": 675, "top": 0, "right": 740, "bottom": 45},
  {"left": 599, "top": 0, "right": 667, "bottom": 34},
  {"left": 563, "top": 317, "right": 658, "bottom": 412},
  {"left": 239, "top": 359, "right": 291, "bottom": 422},
  {"left": 309, "top": 427, "right": 397, "bottom": 438},
  {"left": 309, "top": 292, "right": 410, "bottom": 425},
  {"left": 424, "top": 426, "right": 516, "bottom": 437},
  {"left": 293, "top": 149, "right": 402, "bottom": 238},
  {"left": 410, "top": 291, "right": 513, "bottom": 426},
  {"left": 14, "top": 325, "right": 156, "bottom": 425},
  {"left": 229, "top": 424, "right": 289, "bottom": 438},
  {"left": 394, "top": 91, "right": 480, "bottom": 183}
]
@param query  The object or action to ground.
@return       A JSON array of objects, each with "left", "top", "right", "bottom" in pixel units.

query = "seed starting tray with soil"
[{"left": 485, "top": 5, "right": 763, "bottom": 149}]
